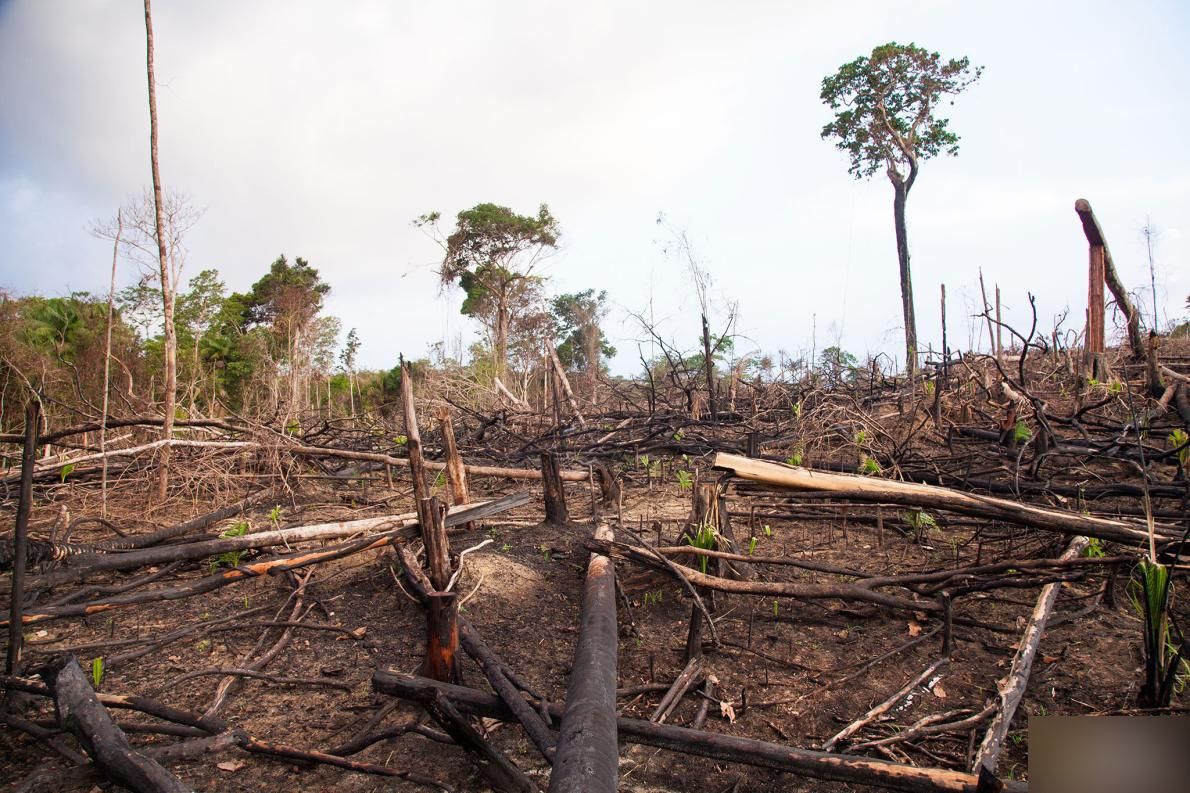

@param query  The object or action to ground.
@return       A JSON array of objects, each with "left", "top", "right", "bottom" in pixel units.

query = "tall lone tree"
[
  {"left": 143, "top": 0, "right": 178, "bottom": 501},
  {"left": 418, "top": 203, "right": 559, "bottom": 382},
  {"left": 820, "top": 42, "right": 981, "bottom": 377}
]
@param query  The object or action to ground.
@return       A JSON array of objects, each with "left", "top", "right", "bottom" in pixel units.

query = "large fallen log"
[
  {"left": 549, "top": 524, "right": 618, "bottom": 793},
  {"left": 372, "top": 671, "right": 1027, "bottom": 793},
  {"left": 38, "top": 654, "right": 190, "bottom": 793},
  {"left": 713, "top": 453, "right": 1176, "bottom": 548}
]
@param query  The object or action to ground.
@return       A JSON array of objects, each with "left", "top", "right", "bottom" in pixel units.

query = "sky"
[{"left": 1, "top": 0, "right": 1187, "bottom": 375}]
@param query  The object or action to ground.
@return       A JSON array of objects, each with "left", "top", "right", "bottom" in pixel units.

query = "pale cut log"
[
  {"left": 972, "top": 536, "right": 1089, "bottom": 775},
  {"left": 712, "top": 453, "right": 1175, "bottom": 547},
  {"left": 548, "top": 345, "right": 587, "bottom": 427}
]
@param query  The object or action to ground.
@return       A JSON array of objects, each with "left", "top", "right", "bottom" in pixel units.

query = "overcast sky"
[{"left": 2, "top": 0, "right": 1187, "bottom": 375}]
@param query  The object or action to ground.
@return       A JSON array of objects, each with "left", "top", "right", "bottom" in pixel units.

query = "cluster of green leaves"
[
  {"left": 1169, "top": 429, "right": 1189, "bottom": 470},
  {"left": 676, "top": 469, "right": 694, "bottom": 492},
  {"left": 1130, "top": 562, "right": 1187, "bottom": 707},
  {"left": 686, "top": 521, "right": 718, "bottom": 574},
  {"left": 209, "top": 521, "right": 250, "bottom": 573}
]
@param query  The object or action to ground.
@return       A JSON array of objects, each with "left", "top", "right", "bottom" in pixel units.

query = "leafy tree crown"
[{"left": 820, "top": 42, "right": 982, "bottom": 181}]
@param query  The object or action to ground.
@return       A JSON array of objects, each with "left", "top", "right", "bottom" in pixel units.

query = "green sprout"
[
  {"left": 772, "top": 600, "right": 780, "bottom": 618},
  {"left": 747, "top": 537, "right": 759, "bottom": 555},
  {"left": 209, "top": 521, "right": 249, "bottom": 573},
  {"left": 59, "top": 463, "right": 75, "bottom": 484},
  {"left": 860, "top": 455, "right": 881, "bottom": 475},
  {"left": 1168, "top": 429, "right": 1189, "bottom": 470},
  {"left": 1013, "top": 420, "right": 1032, "bottom": 444},
  {"left": 763, "top": 524, "right": 773, "bottom": 538},
  {"left": 90, "top": 657, "right": 105, "bottom": 690},
  {"left": 676, "top": 470, "right": 694, "bottom": 492},
  {"left": 392, "top": 435, "right": 409, "bottom": 446},
  {"left": 267, "top": 505, "right": 282, "bottom": 525},
  {"left": 686, "top": 522, "right": 717, "bottom": 574},
  {"left": 786, "top": 443, "right": 805, "bottom": 467}
]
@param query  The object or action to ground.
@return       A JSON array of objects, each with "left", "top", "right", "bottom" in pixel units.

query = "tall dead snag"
[
  {"left": 549, "top": 524, "right": 618, "bottom": 793},
  {"left": 40, "top": 655, "right": 191, "bottom": 793},
  {"left": 400, "top": 361, "right": 431, "bottom": 519},
  {"left": 972, "top": 536, "right": 1089, "bottom": 776},
  {"left": 5, "top": 400, "right": 39, "bottom": 676},
  {"left": 541, "top": 452, "right": 568, "bottom": 526},
  {"left": 1075, "top": 198, "right": 1165, "bottom": 393},
  {"left": 548, "top": 345, "right": 586, "bottom": 427},
  {"left": 143, "top": 0, "right": 177, "bottom": 503}
]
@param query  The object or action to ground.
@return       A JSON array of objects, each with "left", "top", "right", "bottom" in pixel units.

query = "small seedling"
[
  {"left": 392, "top": 435, "right": 408, "bottom": 446},
  {"left": 747, "top": 537, "right": 758, "bottom": 555},
  {"left": 267, "top": 505, "right": 282, "bottom": 525},
  {"left": 90, "top": 657, "right": 104, "bottom": 690},
  {"left": 1083, "top": 538, "right": 1106, "bottom": 558},
  {"left": 196, "top": 639, "right": 210, "bottom": 653},
  {"left": 763, "top": 524, "right": 773, "bottom": 538},
  {"left": 672, "top": 430, "right": 685, "bottom": 442},
  {"left": 854, "top": 429, "right": 868, "bottom": 446},
  {"left": 539, "top": 543, "right": 552, "bottom": 561},
  {"left": 785, "top": 443, "right": 805, "bottom": 467},
  {"left": 860, "top": 456, "right": 881, "bottom": 475},
  {"left": 59, "top": 463, "right": 75, "bottom": 484},
  {"left": 433, "top": 471, "right": 446, "bottom": 490},
  {"left": 772, "top": 600, "right": 780, "bottom": 618},
  {"left": 676, "top": 470, "right": 694, "bottom": 492},
  {"left": 501, "top": 543, "right": 511, "bottom": 553},
  {"left": 923, "top": 380, "right": 936, "bottom": 395},
  {"left": 209, "top": 521, "right": 250, "bottom": 573},
  {"left": 686, "top": 521, "right": 717, "bottom": 574},
  {"left": 1013, "top": 420, "right": 1032, "bottom": 444},
  {"left": 285, "top": 419, "right": 301, "bottom": 436},
  {"left": 1168, "top": 429, "right": 1189, "bottom": 470}
]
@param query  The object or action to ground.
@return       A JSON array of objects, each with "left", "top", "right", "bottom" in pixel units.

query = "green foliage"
[
  {"left": 392, "top": 435, "right": 408, "bottom": 447},
  {"left": 820, "top": 42, "right": 982, "bottom": 181},
  {"left": 1130, "top": 561, "right": 1187, "bottom": 707},
  {"left": 59, "top": 463, "right": 75, "bottom": 483},
  {"left": 860, "top": 455, "right": 881, "bottom": 475},
  {"left": 552, "top": 289, "right": 616, "bottom": 373},
  {"left": 210, "top": 521, "right": 250, "bottom": 573},
  {"left": 267, "top": 506, "right": 282, "bottom": 525},
  {"left": 686, "top": 522, "right": 718, "bottom": 574},
  {"left": 1168, "top": 429, "right": 1189, "bottom": 469},
  {"left": 900, "top": 509, "right": 937, "bottom": 540},
  {"left": 90, "top": 657, "right": 105, "bottom": 690},
  {"left": 747, "top": 536, "right": 759, "bottom": 555},
  {"left": 676, "top": 469, "right": 694, "bottom": 492},
  {"left": 1083, "top": 538, "right": 1106, "bottom": 558},
  {"left": 786, "top": 443, "right": 805, "bottom": 467},
  {"left": 763, "top": 524, "right": 773, "bottom": 538},
  {"left": 819, "top": 346, "right": 858, "bottom": 386},
  {"left": 1013, "top": 420, "right": 1032, "bottom": 444},
  {"left": 772, "top": 600, "right": 780, "bottom": 618}
]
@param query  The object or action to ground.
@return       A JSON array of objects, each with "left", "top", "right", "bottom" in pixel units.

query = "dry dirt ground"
[{"left": 1, "top": 464, "right": 1184, "bottom": 792}]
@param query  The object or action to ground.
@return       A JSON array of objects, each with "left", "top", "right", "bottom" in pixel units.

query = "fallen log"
[
  {"left": 372, "top": 671, "right": 1027, "bottom": 793},
  {"left": 713, "top": 453, "right": 1176, "bottom": 547},
  {"left": 22, "top": 492, "right": 530, "bottom": 589},
  {"left": 972, "top": 536, "right": 1090, "bottom": 776},
  {"left": 2, "top": 493, "right": 531, "bottom": 627},
  {"left": 586, "top": 538, "right": 942, "bottom": 613},
  {"left": 549, "top": 524, "right": 618, "bottom": 793},
  {"left": 37, "top": 654, "right": 190, "bottom": 793}
]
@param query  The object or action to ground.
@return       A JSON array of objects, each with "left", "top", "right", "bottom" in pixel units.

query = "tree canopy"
[{"left": 820, "top": 42, "right": 982, "bottom": 185}]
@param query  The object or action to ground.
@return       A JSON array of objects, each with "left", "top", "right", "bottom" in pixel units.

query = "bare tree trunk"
[
  {"left": 494, "top": 302, "right": 509, "bottom": 382},
  {"left": 891, "top": 176, "right": 917, "bottom": 379},
  {"left": 144, "top": 0, "right": 176, "bottom": 503},
  {"left": 700, "top": 313, "right": 717, "bottom": 421},
  {"left": 101, "top": 210, "right": 122, "bottom": 518}
]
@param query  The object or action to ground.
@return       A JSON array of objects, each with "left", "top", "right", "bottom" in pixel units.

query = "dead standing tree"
[{"left": 143, "top": 0, "right": 177, "bottom": 502}]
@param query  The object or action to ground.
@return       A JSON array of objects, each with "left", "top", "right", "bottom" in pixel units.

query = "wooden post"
[
  {"left": 746, "top": 431, "right": 759, "bottom": 458},
  {"left": 436, "top": 406, "right": 471, "bottom": 531},
  {"left": 541, "top": 452, "right": 568, "bottom": 525},
  {"left": 6, "top": 400, "right": 40, "bottom": 676}
]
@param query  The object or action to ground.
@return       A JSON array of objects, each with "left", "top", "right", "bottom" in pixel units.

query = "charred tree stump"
[
  {"left": 549, "top": 524, "right": 618, "bottom": 793},
  {"left": 39, "top": 654, "right": 190, "bottom": 793},
  {"left": 541, "top": 452, "right": 568, "bottom": 526},
  {"left": 419, "top": 497, "right": 459, "bottom": 684},
  {"left": 593, "top": 462, "right": 620, "bottom": 512},
  {"left": 5, "top": 400, "right": 38, "bottom": 677}
]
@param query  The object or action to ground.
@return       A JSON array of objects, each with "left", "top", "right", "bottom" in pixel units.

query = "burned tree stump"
[{"left": 541, "top": 452, "right": 568, "bottom": 526}]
